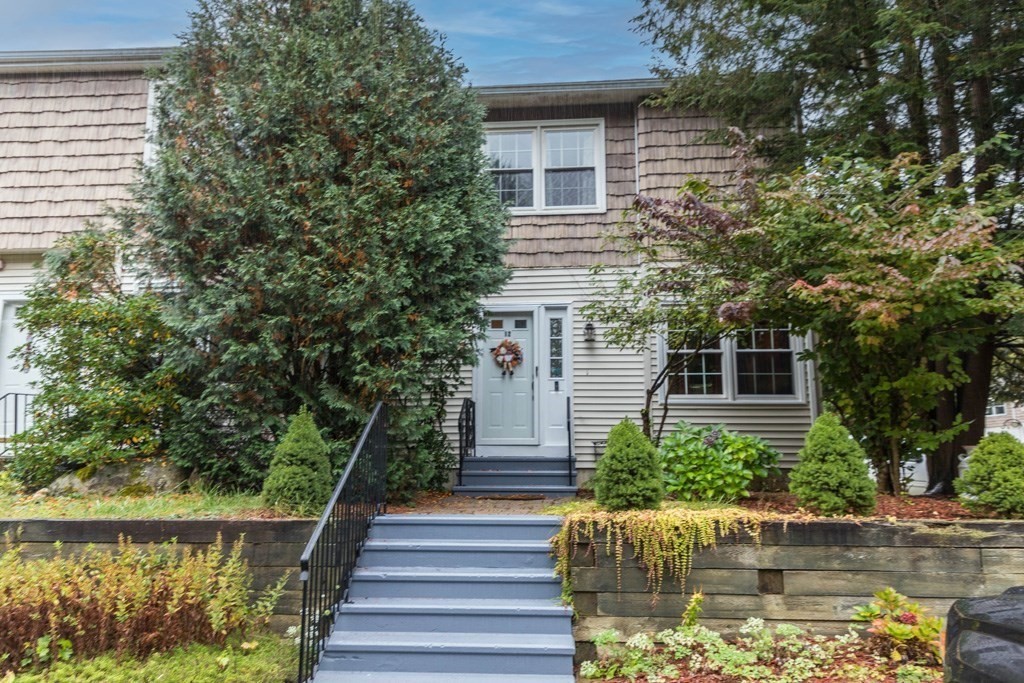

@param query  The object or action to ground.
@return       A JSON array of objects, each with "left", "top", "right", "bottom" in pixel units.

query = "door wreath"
[{"left": 491, "top": 339, "right": 524, "bottom": 376}]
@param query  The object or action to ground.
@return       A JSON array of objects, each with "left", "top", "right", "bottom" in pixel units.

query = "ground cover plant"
[
  {"left": 579, "top": 591, "right": 942, "bottom": 682},
  {"left": 8, "top": 633, "right": 296, "bottom": 683},
  {"left": 549, "top": 500, "right": 769, "bottom": 598},
  {"left": 0, "top": 535, "right": 286, "bottom": 675}
]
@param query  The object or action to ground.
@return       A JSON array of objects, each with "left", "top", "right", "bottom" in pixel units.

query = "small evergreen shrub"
[
  {"left": 261, "top": 408, "right": 334, "bottom": 514},
  {"left": 594, "top": 419, "right": 664, "bottom": 511},
  {"left": 788, "top": 413, "right": 875, "bottom": 516},
  {"left": 955, "top": 432, "right": 1024, "bottom": 517},
  {"left": 659, "top": 421, "right": 780, "bottom": 502},
  {"left": 0, "top": 536, "right": 285, "bottom": 676}
]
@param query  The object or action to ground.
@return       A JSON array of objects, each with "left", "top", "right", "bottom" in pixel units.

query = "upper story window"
[
  {"left": 664, "top": 326, "right": 805, "bottom": 403},
  {"left": 484, "top": 119, "right": 606, "bottom": 215},
  {"left": 986, "top": 403, "right": 1008, "bottom": 416}
]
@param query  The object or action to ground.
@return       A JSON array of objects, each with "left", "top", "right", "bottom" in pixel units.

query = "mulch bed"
[
  {"left": 391, "top": 489, "right": 991, "bottom": 521},
  {"left": 737, "top": 491, "right": 993, "bottom": 520}
]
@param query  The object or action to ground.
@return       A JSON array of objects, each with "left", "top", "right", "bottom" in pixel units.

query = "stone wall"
[
  {"left": 0, "top": 519, "right": 316, "bottom": 632},
  {"left": 568, "top": 520, "right": 1024, "bottom": 657}
]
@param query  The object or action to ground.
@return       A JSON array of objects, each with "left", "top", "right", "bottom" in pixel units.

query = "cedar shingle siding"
[
  {"left": 0, "top": 72, "right": 148, "bottom": 252},
  {"left": 484, "top": 102, "right": 739, "bottom": 269}
]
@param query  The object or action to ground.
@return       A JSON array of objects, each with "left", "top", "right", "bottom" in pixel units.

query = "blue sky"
[{"left": 0, "top": 0, "right": 655, "bottom": 85}]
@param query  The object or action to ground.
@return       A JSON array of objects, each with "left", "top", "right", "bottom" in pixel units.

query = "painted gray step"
[
  {"left": 452, "top": 484, "right": 578, "bottom": 496},
  {"left": 348, "top": 567, "right": 561, "bottom": 599},
  {"left": 320, "top": 631, "right": 575, "bottom": 675},
  {"left": 335, "top": 597, "right": 571, "bottom": 634},
  {"left": 458, "top": 471, "right": 574, "bottom": 487},
  {"left": 371, "top": 515, "right": 561, "bottom": 541},
  {"left": 314, "top": 671, "right": 574, "bottom": 682},
  {"left": 461, "top": 456, "right": 573, "bottom": 472},
  {"left": 358, "top": 539, "right": 552, "bottom": 568}
]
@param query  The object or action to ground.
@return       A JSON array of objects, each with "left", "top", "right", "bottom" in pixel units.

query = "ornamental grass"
[{"left": 0, "top": 534, "right": 286, "bottom": 675}]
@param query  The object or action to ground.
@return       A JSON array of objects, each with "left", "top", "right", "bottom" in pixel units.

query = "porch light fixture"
[{"left": 583, "top": 322, "right": 596, "bottom": 342}]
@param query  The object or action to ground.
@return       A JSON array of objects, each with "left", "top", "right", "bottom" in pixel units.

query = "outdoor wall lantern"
[{"left": 583, "top": 322, "right": 597, "bottom": 342}]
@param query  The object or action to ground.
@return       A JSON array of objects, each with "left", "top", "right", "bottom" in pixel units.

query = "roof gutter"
[{"left": 0, "top": 47, "right": 172, "bottom": 74}]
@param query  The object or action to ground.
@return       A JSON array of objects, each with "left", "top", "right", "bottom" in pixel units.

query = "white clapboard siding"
[
  {"left": 441, "top": 267, "right": 647, "bottom": 472},
  {"left": 0, "top": 254, "right": 43, "bottom": 298},
  {"left": 443, "top": 267, "right": 815, "bottom": 473}
]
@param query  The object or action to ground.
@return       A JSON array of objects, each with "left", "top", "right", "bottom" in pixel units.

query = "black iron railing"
[
  {"left": 457, "top": 397, "right": 475, "bottom": 486},
  {"left": 0, "top": 392, "right": 36, "bottom": 458},
  {"left": 298, "top": 402, "right": 388, "bottom": 683},
  {"left": 566, "top": 395, "right": 574, "bottom": 486}
]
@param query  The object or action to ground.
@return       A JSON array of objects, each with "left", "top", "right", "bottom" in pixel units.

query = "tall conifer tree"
[{"left": 121, "top": 0, "right": 508, "bottom": 493}]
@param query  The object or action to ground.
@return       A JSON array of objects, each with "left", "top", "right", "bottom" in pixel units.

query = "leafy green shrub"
[
  {"left": 9, "top": 230, "right": 181, "bottom": 491},
  {"left": 659, "top": 421, "right": 780, "bottom": 502},
  {"left": 594, "top": 419, "right": 664, "bottom": 511},
  {"left": 0, "top": 468, "right": 21, "bottom": 496},
  {"left": 0, "top": 536, "right": 285, "bottom": 675},
  {"left": 853, "top": 587, "right": 943, "bottom": 665},
  {"left": 262, "top": 407, "right": 334, "bottom": 514},
  {"left": 788, "top": 413, "right": 876, "bottom": 516},
  {"left": 954, "top": 432, "right": 1024, "bottom": 517}
]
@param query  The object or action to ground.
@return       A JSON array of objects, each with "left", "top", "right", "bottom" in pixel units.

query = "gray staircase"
[
  {"left": 314, "top": 514, "right": 574, "bottom": 683},
  {"left": 453, "top": 455, "right": 577, "bottom": 497}
]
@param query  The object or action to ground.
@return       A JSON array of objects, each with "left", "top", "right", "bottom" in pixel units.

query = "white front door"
[
  {"left": 480, "top": 312, "right": 536, "bottom": 443},
  {"left": 0, "top": 302, "right": 40, "bottom": 437}
]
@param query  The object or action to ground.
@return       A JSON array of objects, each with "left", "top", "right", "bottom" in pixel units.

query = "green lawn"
[{"left": 0, "top": 491, "right": 307, "bottom": 520}]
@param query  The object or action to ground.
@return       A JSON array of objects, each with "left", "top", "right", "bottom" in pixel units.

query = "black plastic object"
[{"left": 945, "top": 586, "right": 1024, "bottom": 682}]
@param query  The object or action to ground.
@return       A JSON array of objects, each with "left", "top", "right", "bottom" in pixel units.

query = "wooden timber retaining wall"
[
  {"left": 0, "top": 519, "right": 316, "bottom": 632},
  {"left": 568, "top": 520, "right": 1024, "bottom": 659}
]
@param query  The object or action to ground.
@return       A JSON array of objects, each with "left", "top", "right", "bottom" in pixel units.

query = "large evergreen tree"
[
  {"left": 635, "top": 0, "right": 1024, "bottom": 492},
  {"left": 120, "top": 0, "right": 508, "bottom": 493}
]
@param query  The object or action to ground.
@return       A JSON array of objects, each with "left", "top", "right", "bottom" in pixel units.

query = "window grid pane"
[
  {"left": 485, "top": 132, "right": 533, "bottom": 170},
  {"left": 666, "top": 334, "right": 725, "bottom": 397},
  {"left": 492, "top": 170, "right": 533, "bottom": 208},
  {"left": 544, "top": 130, "right": 595, "bottom": 168},
  {"left": 735, "top": 328, "right": 795, "bottom": 396},
  {"left": 549, "top": 317, "right": 563, "bottom": 378},
  {"left": 545, "top": 169, "right": 596, "bottom": 207}
]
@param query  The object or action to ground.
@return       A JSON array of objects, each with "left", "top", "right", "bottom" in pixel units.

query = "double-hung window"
[
  {"left": 664, "top": 327, "right": 805, "bottom": 403},
  {"left": 484, "top": 120, "right": 605, "bottom": 214}
]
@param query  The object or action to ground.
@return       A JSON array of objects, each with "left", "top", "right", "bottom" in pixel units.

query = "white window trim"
[
  {"left": 658, "top": 329, "right": 809, "bottom": 405},
  {"left": 485, "top": 118, "right": 606, "bottom": 216}
]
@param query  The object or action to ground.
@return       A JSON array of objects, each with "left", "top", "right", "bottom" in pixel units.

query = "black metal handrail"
[
  {"left": 457, "top": 397, "right": 475, "bottom": 486},
  {"left": 298, "top": 402, "right": 388, "bottom": 683},
  {"left": 0, "top": 392, "right": 37, "bottom": 457},
  {"left": 566, "top": 395, "right": 574, "bottom": 486}
]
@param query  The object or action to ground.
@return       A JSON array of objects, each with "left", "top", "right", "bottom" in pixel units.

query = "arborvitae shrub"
[
  {"left": 955, "top": 432, "right": 1024, "bottom": 518},
  {"left": 262, "top": 408, "right": 333, "bottom": 513},
  {"left": 788, "top": 413, "right": 875, "bottom": 516},
  {"left": 594, "top": 419, "right": 664, "bottom": 511}
]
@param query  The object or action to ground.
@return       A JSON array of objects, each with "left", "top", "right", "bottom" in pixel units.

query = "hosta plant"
[{"left": 659, "top": 421, "right": 780, "bottom": 502}]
